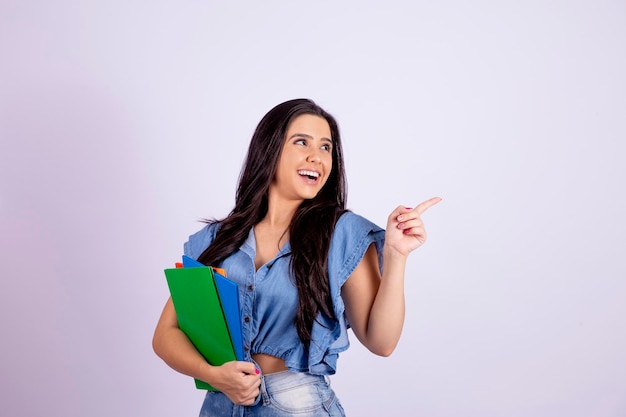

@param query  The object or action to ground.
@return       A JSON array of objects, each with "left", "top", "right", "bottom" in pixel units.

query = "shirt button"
[
  {"left": 248, "top": 285, "right": 254, "bottom": 291},
  {"left": 244, "top": 316, "right": 250, "bottom": 323},
  {"left": 244, "top": 346, "right": 250, "bottom": 352}
]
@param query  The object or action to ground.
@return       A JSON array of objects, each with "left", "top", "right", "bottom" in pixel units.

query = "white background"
[{"left": 1, "top": 1, "right": 625, "bottom": 416}]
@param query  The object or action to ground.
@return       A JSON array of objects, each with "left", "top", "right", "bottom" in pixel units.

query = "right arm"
[{"left": 152, "top": 297, "right": 260, "bottom": 405}]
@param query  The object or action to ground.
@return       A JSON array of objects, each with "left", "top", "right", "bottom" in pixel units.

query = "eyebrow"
[{"left": 289, "top": 133, "right": 333, "bottom": 143}]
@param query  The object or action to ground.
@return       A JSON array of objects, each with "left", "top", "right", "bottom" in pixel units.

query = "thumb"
[{"left": 236, "top": 361, "right": 260, "bottom": 375}]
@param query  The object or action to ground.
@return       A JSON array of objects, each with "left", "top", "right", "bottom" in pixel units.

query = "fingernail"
[
  {"left": 405, "top": 207, "right": 412, "bottom": 210},
  {"left": 403, "top": 229, "right": 411, "bottom": 234},
  {"left": 255, "top": 368, "right": 260, "bottom": 375}
]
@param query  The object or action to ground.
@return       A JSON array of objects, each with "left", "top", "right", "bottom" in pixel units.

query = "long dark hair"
[{"left": 197, "top": 98, "right": 347, "bottom": 345}]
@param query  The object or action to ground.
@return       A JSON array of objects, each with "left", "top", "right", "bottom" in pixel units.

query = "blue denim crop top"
[{"left": 183, "top": 211, "right": 385, "bottom": 375}]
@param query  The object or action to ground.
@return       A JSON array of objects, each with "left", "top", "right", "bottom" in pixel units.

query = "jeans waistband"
[{"left": 256, "top": 370, "right": 329, "bottom": 407}]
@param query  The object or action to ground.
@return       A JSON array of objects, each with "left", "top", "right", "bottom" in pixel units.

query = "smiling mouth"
[{"left": 298, "top": 169, "right": 320, "bottom": 182}]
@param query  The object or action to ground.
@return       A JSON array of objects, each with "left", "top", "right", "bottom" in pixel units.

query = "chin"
[{"left": 299, "top": 191, "right": 320, "bottom": 201}]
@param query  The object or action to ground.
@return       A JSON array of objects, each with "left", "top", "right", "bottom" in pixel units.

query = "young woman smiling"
[{"left": 153, "top": 98, "right": 441, "bottom": 416}]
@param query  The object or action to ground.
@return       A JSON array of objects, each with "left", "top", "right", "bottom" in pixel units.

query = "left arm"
[{"left": 342, "top": 197, "right": 441, "bottom": 356}]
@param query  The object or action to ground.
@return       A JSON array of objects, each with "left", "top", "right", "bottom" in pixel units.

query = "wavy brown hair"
[{"left": 197, "top": 98, "right": 347, "bottom": 346}]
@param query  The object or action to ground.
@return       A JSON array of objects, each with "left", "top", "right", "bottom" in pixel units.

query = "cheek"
[
  {"left": 323, "top": 154, "right": 333, "bottom": 168},
  {"left": 322, "top": 159, "right": 333, "bottom": 185},
  {"left": 325, "top": 154, "right": 333, "bottom": 168}
]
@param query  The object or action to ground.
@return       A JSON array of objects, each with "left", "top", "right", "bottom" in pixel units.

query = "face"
[{"left": 271, "top": 114, "right": 333, "bottom": 203}]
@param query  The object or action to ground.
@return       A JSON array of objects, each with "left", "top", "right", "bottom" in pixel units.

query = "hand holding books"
[{"left": 164, "top": 256, "right": 244, "bottom": 390}]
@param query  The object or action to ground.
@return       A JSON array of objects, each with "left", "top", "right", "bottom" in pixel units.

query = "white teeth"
[{"left": 298, "top": 170, "right": 320, "bottom": 178}]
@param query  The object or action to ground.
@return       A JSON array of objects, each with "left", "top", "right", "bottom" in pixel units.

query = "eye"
[
  {"left": 321, "top": 143, "right": 332, "bottom": 152},
  {"left": 294, "top": 138, "right": 307, "bottom": 146}
]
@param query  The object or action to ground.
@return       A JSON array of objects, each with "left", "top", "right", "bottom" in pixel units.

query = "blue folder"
[{"left": 181, "top": 256, "right": 244, "bottom": 361}]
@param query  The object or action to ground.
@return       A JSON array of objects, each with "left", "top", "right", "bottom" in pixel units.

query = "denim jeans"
[{"left": 199, "top": 371, "right": 346, "bottom": 417}]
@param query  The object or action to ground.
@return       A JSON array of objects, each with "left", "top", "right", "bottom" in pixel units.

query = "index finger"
[{"left": 415, "top": 197, "right": 442, "bottom": 215}]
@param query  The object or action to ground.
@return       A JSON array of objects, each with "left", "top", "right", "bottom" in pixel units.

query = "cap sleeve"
[
  {"left": 183, "top": 222, "right": 219, "bottom": 260},
  {"left": 329, "top": 212, "right": 385, "bottom": 288}
]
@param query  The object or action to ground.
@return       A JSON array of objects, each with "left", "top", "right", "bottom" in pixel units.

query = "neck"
[
  {"left": 261, "top": 202, "right": 299, "bottom": 228},
  {"left": 260, "top": 189, "right": 302, "bottom": 228}
]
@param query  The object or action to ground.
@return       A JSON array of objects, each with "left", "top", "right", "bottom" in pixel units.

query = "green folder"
[{"left": 164, "top": 266, "right": 237, "bottom": 390}]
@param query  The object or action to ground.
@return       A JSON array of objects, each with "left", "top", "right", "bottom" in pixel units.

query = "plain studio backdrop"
[{"left": 1, "top": 1, "right": 624, "bottom": 416}]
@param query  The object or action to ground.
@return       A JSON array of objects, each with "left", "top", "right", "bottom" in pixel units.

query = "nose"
[{"left": 307, "top": 151, "right": 321, "bottom": 163}]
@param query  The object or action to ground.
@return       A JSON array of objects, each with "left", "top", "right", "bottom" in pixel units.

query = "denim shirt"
[{"left": 183, "top": 211, "right": 385, "bottom": 375}]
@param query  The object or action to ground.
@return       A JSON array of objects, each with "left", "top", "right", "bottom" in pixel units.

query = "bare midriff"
[{"left": 252, "top": 353, "right": 288, "bottom": 375}]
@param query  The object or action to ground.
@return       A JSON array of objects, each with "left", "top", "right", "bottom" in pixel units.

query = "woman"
[{"left": 153, "top": 98, "right": 441, "bottom": 416}]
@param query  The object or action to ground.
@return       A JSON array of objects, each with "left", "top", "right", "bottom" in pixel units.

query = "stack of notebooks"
[{"left": 164, "top": 256, "right": 244, "bottom": 390}]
